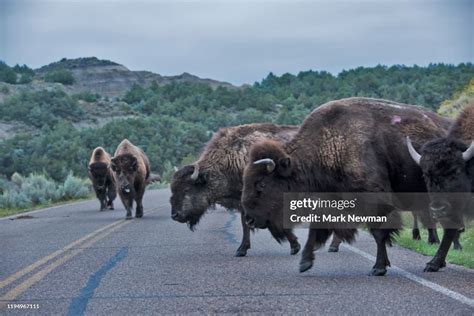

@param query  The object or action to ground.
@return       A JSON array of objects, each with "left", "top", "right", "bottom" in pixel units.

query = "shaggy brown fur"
[
  {"left": 111, "top": 139, "right": 151, "bottom": 219},
  {"left": 170, "top": 123, "right": 300, "bottom": 257},
  {"left": 242, "top": 97, "right": 451, "bottom": 275},
  {"left": 448, "top": 102, "right": 474, "bottom": 143},
  {"left": 88, "top": 147, "right": 116, "bottom": 211},
  {"left": 404, "top": 103, "right": 474, "bottom": 263}
]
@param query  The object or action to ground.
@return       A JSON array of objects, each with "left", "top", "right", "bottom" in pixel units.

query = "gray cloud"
[{"left": 0, "top": 0, "right": 472, "bottom": 85}]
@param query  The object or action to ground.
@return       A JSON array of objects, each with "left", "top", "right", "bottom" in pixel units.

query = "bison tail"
[
  {"left": 146, "top": 173, "right": 161, "bottom": 185},
  {"left": 332, "top": 228, "right": 358, "bottom": 244}
]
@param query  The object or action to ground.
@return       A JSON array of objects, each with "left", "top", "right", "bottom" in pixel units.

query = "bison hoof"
[
  {"left": 428, "top": 239, "right": 440, "bottom": 245},
  {"left": 290, "top": 243, "right": 301, "bottom": 255},
  {"left": 328, "top": 245, "right": 339, "bottom": 253},
  {"left": 299, "top": 260, "right": 313, "bottom": 273},
  {"left": 412, "top": 230, "right": 421, "bottom": 240},
  {"left": 424, "top": 260, "right": 445, "bottom": 272},
  {"left": 136, "top": 213, "right": 143, "bottom": 218},
  {"left": 235, "top": 245, "right": 249, "bottom": 257},
  {"left": 369, "top": 267, "right": 387, "bottom": 276},
  {"left": 126, "top": 214, "right": 133, "bottom": 220},
  {"left": 453, "top": 245, "right": 463, "bottom": 251},
  {"left": 423, "top": 264, "right": 440, "bottom": 272}
]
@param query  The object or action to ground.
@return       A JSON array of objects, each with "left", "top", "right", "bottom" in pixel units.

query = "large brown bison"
[
  {"left": 170, "top": 123, "right": 301, "bottom": 257},
  {"left": 111, "top": 139, "right": 151, "bottom": 219},
  {"left": 88, "top": 147, "right": 116, "bottom": 211},
  {"left": 242, "top": 97, "right": 451, "bottom": 275},
  {"left": 406, "top": 103, "right": 473, "bottom": 264}
]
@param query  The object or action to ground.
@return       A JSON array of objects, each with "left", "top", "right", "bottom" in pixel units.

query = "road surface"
[{"left": 0, "top": 189, "right": 473, "bottom": 314}]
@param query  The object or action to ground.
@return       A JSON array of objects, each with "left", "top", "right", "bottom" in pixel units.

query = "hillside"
[{"left": 0, "top": 59, "right": 473, "bottom": 183}]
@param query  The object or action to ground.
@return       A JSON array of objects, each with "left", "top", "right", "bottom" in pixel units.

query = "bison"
[
  {"left": 170, "top": 123, "right": 301, "bottom": 257},
  {"left": 405, "top": 103, "right": 473, "bottom": 264},
  {"left": 111, "top": 139, "right": 151, "bottom": 219},
  {"left": 242, "top": 97, "right": 452, "bottom": 275},
  {"left": 88, "top": 147, "right": 116, "bottom": 211}
]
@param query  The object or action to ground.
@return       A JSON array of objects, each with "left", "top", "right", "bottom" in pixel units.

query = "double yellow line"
[{"left": 0, "top": 217, "right": 132, "bottom": 309}]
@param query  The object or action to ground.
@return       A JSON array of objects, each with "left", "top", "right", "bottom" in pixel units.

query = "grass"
[
  {"left": 0, "top": 195, "right": 94, "bottom": 218},
  {"left": 0, "top": 184, "right": 169, "bottom": 218},
  {"left": 395, "top": 226, "right": 474, "bottom": 269}
]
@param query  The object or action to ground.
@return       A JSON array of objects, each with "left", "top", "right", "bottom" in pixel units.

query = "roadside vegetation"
[
  {"left": 0, "top": 173, "right": 91, "bottom": 217},
  {"left": 395, "top": 226, "right": 474, "bottom": 269}
]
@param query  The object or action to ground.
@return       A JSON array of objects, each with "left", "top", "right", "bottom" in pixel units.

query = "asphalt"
[{"left": 0, "top": 188, "right": 473, "bottom": 315}]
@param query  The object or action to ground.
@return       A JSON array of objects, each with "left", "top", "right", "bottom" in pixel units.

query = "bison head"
[
  {"left": 242, "top": 140, "right": 292, "bottom": 240},
  {"left": 406, "top": 136, "right": 473, "bottom": 222},
  {"left": 170, "top": 164, "right": 218, "bottom": 230},
  {"left": 88, "top": 162, "right": 110, "bottom": 192},
  {"left": 111, "top": 154, "right": 138, "bottom": 195}
]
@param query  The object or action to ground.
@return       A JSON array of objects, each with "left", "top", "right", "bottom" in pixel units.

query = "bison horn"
[
  {"left": 190, "top": 164, "right": 199, "bottom": 180},
  {"left": 406, "top": 136, "right": 421, "bottom": 166},
  {"left": 462, "top": 141, "right": 474, "bottom": 161},
  {"left": 253, "top": 158, "right": 276, "bottom": 173}
]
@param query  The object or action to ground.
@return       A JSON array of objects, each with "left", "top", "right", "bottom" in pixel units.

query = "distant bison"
[
  {"left": 171, "top": 124, "right": 301, "bottom": 257},
  {"left": 88, "top": 147, "right": 116, "bottom": 211},
  {"left": 242, "top": 97, "right": 451, "bottom": 275},
  {"left": 111, "top": 139, "right": 151, "bottom": 219},
  {"left": 406, "top": 103, "right": 473, "bottom": 267}
]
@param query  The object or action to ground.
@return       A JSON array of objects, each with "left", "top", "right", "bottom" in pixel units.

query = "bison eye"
[{"left": 256, "top": 181, "right": 266, "bottom": 192}]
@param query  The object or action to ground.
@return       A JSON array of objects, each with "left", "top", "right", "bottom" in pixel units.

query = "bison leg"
[
  {"left": 452, "top": 229, "right": 463, "bottom": 251},
  {"left": 134, "top": 186, "right": 145, "bottom": 218},
  {"left": 107, "top": 185, "right": 116, "bottom": 210},
  {"left": 424, "top": 228, "right": 457, "bottom": 272},
  {"left": 99, "top": 198, "right": 106, "bottom": 211},
  {"left": 328, "top": 235, "right": 342, "bottom": 252},
  {"left": 369, "top": 229, "right": 393, "bottom": 276},
  {"left": 95, "top": 189, "right": 107, "bottom": 211},
  {"left": 235, "top": 212, "right": 251, "bottom": 257},
  {"left": 412, "top": 213, "right": 421, "bottom": 240},
  {"left": 299, "top": 229, "right": 331, "bottom": 273},
  {"left": 120, "top": 194, "right": 133, "bottom": 219},
  {"left": 284, "top": 229, "right": 300, "bottom": 255},
  {"left": 427, "top": 228, "right": 440, "bottom": 244}
]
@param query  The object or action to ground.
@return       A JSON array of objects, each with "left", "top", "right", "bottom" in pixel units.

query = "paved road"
[{"left": 0, "top": 188, "right": 473, "bottom": 315}]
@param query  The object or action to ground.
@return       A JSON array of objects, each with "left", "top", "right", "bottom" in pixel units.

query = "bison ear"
[{"left": 277, "top": 157, "right": 292, "bottom": 177}]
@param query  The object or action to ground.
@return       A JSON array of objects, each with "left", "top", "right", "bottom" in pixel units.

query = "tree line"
[{"left": 0, "top": 62, "right": 473, "bottom": 184}]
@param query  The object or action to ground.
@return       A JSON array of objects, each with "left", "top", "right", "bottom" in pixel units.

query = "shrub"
[
  {"left": 0, "top": 172, "right": 92, "bottom": 210},
  {"left": 0, "top": 191, "right": 32, "bottom": 209},
  {"left": 44, "top": 70, "right": 75, "bottom": 85},
  {"left": 20, "top": 174, "right": 60, "bottom": 204},
  {"left": 59, "top": 173, "right": 91, "bottom": 199},
  {"left": 73, "top": 91, "right": 99, "bottom": 102}
]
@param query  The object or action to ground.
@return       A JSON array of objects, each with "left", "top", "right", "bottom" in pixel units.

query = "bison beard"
[
  {"left": 242, "top": 97, "right": 452, "bottom": 276},
  {"left": 170, "top": 123, "right": 301, "bottom": 257}
]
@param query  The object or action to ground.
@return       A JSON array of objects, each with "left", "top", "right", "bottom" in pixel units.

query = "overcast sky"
[{"left": 0, "top": 0, "right": 472, "bottom": 85}]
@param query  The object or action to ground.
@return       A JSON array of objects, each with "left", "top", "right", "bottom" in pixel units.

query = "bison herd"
[{"left": 89, "top": 97, "right": 473, "bottom": 276}]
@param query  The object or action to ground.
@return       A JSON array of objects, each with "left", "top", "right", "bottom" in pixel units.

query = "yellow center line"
[
  {"left": 0, "top": 203, "right": 168, "bottom": 291},
  {"left": 0, "top": 219, "right": 126, "bottom": 290},
  {"left": 0, "top": 219, "right": 131, "bottom": 309}
]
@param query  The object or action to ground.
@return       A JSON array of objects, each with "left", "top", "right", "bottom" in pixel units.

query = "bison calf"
[
  {"left": 88, "top": 147, "right": 116, "bottom": 211},
  {"left": 111, "top": 139, "right": 151, "bottom": 219}
]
